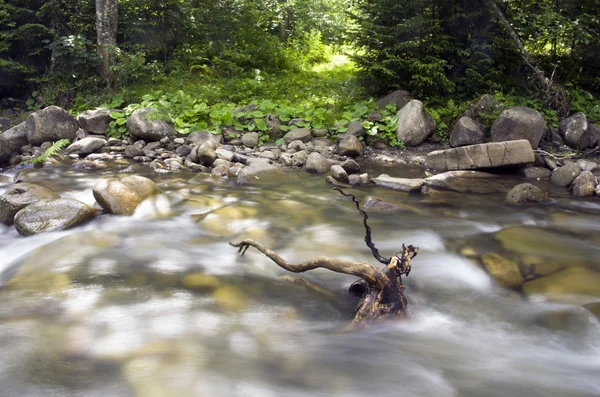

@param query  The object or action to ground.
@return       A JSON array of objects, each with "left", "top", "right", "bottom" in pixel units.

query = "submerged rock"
[
  {"left": 0, "top": 183, "right": 60, "bottom": 225},
  {"left": 505, "top": 183, "right": 545, "bottom": 204},
  {"left": 14, "top": 198, "right": 96, "bottom": 236},
  {"left": 522, "top": 267, "right": 600, "bottom": 304},
  {"left": 481, "top": 253, "right": 524, "bottom": 289},
  {"left": 236, "top": 161, "right": 279, "bottom": 185},
  {"left": 93, "top": 175, "right": 161, "bottom": 215}
]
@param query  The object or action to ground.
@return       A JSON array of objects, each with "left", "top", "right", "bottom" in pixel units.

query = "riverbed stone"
[
  {"left": 584, "top": 302, "right": 600, "bottom": 319},
  {"left": 77, "top": 109, "right": 113, "bottom": 135},
  {"left": 25, "top": 106, "right": 78, "bottom": 146},
  {"left": 372, "top": 174, "right": 424, "bottom": 192},
  {"left": 93, "top": 175, "right": 161, "bottom": 215},
  {"left": 505, "top": 183, "right": 545, "bottom": 204},
  {"left": 330, "top": 165, "right": 349, "bottom": 183},
  {"left": 291, "top": 150, "right": 308, "bottom": 167},
  {"left": 127, "top": 108, "right": 177, "bottom": 142},
  {"left": 490, "top": 106, "right": 545, "bottom": 148},
  {"left": 338, "top": 135, "right": 363, "bottom": 157},
  {"left": 395, "top": 100, "right": 436, "bottom": 147},
  {"left": 423, "top": 171, "right": 509, "bottom": 194},
  {"left": 64, "top": 137, "right": 107, "bottom": 155},
  {"left": 288, "top": 140, "right": 306, "bottom": 151},
  {"left": 340, "top": 159, "right": 361, "bottom": 175},
  {"left": 0, "top": 183, "right": 61, "bottom": 225},
  {"left": 192, "top": 144, "right": 218, "bottom": 166},
  {"left": 14, "top": 198, "right": 96, "bottom": 236},
  {"left": 518, "top": 166, "right": 552, "bottom": 180},
  {"left": 449, "top": 117, "right": 485, "bottom": 147},
  {"left": 571, "top": 170, "right": 597, "bottom": 197},
  {"left": 283, "top": 128, "right": 311, "bottom": 144},
  {"left": 241, "top": 132, "right": 259, "bottom": 147},
  {"left": 425, "top": 140, "right": 535, "bottom": 172},
  {"left": 481, "top": 253, "right": 524, "bottom": 289},
  {"left": 305, "top": 152, "right": 330, "bottom": 174},
  {"left": 522, "top": 267, "right": 600, "bottom": 304},
  {"left": 1, "top": 121, "right": 28, "bottom": 152},
  {"left": 550, "top": 162, "right": 581, "bottom": 187},
  {"left": 559, "top": 112, "right": 597, "bottom": 149}
]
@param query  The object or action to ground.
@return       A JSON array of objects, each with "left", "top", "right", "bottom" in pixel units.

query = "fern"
[{"left": 22, "top": 139, "right": 71, "bottom": 165}]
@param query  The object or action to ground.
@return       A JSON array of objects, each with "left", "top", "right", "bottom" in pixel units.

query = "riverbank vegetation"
[{"left": 1, "top": 0, "right": 599, "bottom": 142}]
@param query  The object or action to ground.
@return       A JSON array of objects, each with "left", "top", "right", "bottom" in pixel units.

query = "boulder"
[
  {"left": 311, "top": 128, "right": 328, "bottom": 138},
  {"left": 338, "top": 135, "right": 363, "bottom": 157},
  {"left": 522, "top": 267, "right": 600, "bottom": 304},
  {"left": 550, "top": 162, "right": 581, "bottom": 187},
  {"left": 126, "top": 108, "right": 177, "bottom": 142},
  {"left": 1, "top": 121, "right": 28, "bottom": 151},
  {"left": 288, "top": 140, "right": 307, "bottom": 151},
  {"left": 305, "top": 152, "right": 330, "bottom": 174},
  {"left": 376, "top": 90, "right": 411, "bottom": 111},
  {"left": 340, "top": 159, "right": 361, "bottom": 175},
  {"left": 241, "top": 132, "right": 259, "bottom": 147},
  {"left": 186, "top": 131, "right": 223, "bottom": 146},
  {"left": 0, "top": 117, "right": 10, "bottom": 132},
  {"left": 25, "top": 106, "right": 78, "bottom": 146},
  {"left": 64, "top": 137, "right": 107, "bottom": 155},
  {"left": 93, "top": 175, "right": 161, "bottom": 215},
  {"left": 395, "top": 100, "right": 436, "bottom": 147},
  {"left": 0, "top": 135, "right": 12, "bottom": 165},
  {"left": 283, "top": 128, "right": 311, "bottom": 144},
  {"left": 423, "top": 171, "right": 509, "bottom": 194},
  {"left": 449, "top": 117, "right": 485, "bottom": 148},
  {"left": 571, "top": 170, "right": 597, "bottom": 197},
  {"left": 265, "top": 114, "right": 281, "bottom": 134},
  {"left": 345, "top": 121, "right": 366, "bottom": 138},
  {"left": 77, "top": 109, "right": 113, "bottom": 135},
  {"left": 518, "top": 166, "right": 552, "bottom": 180},
  {"left": 481, "top": 253, "right": 524, "bottom": 289},
  {"left": 490, "top": 107, "right": 545, "bottom": 148},
  {"left": 0, "top": 183, "right": 60, "bottom": 225},
  {"left": 14, "top": 198, "right": 96, "bottom": 236},
  {"left": 236, "top": 161, "right": 279, "bottom": 185},
  {"left": 559, "top": 112, "right": 597, "bottom": 149},
  {"left": 425, "top": 140, "right": 534, "bottom": 172},
  {"left": 462, "top": 94, "right": 501, "bottom": 120},
  {"left": 372, "top": 174, "right": 424, "bottom": 192},
  {"left": 505, "top": 183, "right": 545, "bottom": 204},
  {"left": 330, "top": 165, "right": 349, "bottom": 184},
  {"left": 191, "top": 144, "right": 217, "bottom": 166}
]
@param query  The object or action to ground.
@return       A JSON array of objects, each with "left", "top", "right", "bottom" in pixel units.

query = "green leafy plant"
[{"left": 22, "top": 139, "right": 70, "bottom": 165}]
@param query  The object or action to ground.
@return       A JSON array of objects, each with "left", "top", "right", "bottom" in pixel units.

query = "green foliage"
[
  {"left": 569, "top": 90, "right": 600, "bottom": 123},
  {"left": 22, "top": 139, "right": 71, "bottom": 165},
  {"left": 425, "top": 99, "right": 470, "bottom": 139}
]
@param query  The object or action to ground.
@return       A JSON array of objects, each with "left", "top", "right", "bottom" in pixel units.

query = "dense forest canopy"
[{"left": 0, "top": 0, "right": 598, "bottom": 113}]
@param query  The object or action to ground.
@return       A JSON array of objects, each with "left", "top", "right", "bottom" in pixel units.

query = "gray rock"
[
  {"left": 372, "top": 174, "right": 424, "bottom": 192},
  {"left": 551, "top": 162, "right": 582, "bottom": 187},
  {"left": 92, "top": 175, "right": 161, "bottom": 215},
  {"left": 14, "top": 198, "right": 95, "bottom": 236},
  {"left": 175, "top": 145, "right": 192, "bottom": 157},
  {"left": 0, "top": 117, "right": 10, "bottom": 132},
  {"left": 367, "top": 110, "right": 383, "bottom": 122},
  {"left": 241, "top": 132, "right": 259, "bottom": 147},
  {"left": 283, "top": 128, "right": 311, "bottom": 144},
  {"left": 366, "top": 134, "right": 389, "bottom": 150},
  {"left": 259, "top": 150, "right": 279, "bottom": 161},
  {"left": 423, "top": 171, "right": 508, "bottom": 194},
  {"left": 450, "top": 117, "right": 485, "bottom": 147},
  {"left": 127, "top": 108, "right": 177, "bottom": 142},
  {"left": 64, "top": 137, "right": 107, "bottom": 155},
  {"left": 395, "top": 100, "right": 436, "bottom": 147},
  {"left": 571, "top": 171, "right": 597, "bottom": 197},
  {"left": 346, "top": 121, "right": 366, "bottom": 138},
  {"left": 288, "top": 140, "right": 307, "bottom": 151},
  {"left": 279, "top": 153, "right": 293, "bottom": 167},
  {"left": 288, "top": 118, "right": 307, "bottom": 127},
  {"left": 0, "top": 183, "right": 60, "bottom": 225},
  {"left": 338, "top": 135, "right": 363, "bottom": 157},
  {"left": 340, "top": 159, "right": 361, "bottom": 175},
  {"left": 330, "top": 165, "right": 349, "bottom": 183},
  {"left": 173, "top": 137, "right": 185, "bottom": 145},
  {"left": 376, "top": 90, "right": 411, "bottom": 111},
  {"left": 490, "top": 107, "right": 545, "bottom": 148},
  {"left": 425, "top": 140, "right": 534, "bottom": 171},
  {"left": 311, "top": 128, "right": 328, "bottom": 138},
  {"left": 359, "top": 173, "right": 370, "bottom": 185},
  {"left": 1, "top": 121, "right": 28, "bottom": 152},
  {"left": 216, "top": 148, "right": 235, "bottom": 161},
  {"left": 186, "top": 131, "right": 223, "bottom": 146},
  {"left": 77, "top": 109, "right": 113, "bottom": 135},
  {"left": 348, "top": 174, "right": 361, "bottom": 185},
  {"left": 505, "top": 183, "right": 546, "bottom": 204},
  {"left": 305, "top": 152, "right": 330, "bottom": 174},
  {"left": 559, "top": 112, "right": 597, "bottom": 149},
  {"left": 26, "top": 106, "right": 78, "bottom": 146},
  {"left": 194, "top": 144, "right": 218, "bottom": 166},
  {"left": 518, "top": 166, "right": 552, "bottom": 180},
  {"left": 265, "top": 115, "right": 281, "bottom": 134},
  {"left": 124, "top": 145, "right": 144, "bottom": 158},
  {"left": 292, "top": 150, "right": 309, "bottom": 167},
  {"left": 236, "top": 162, "right": 279, "bottom": 185},
  {"left": 462, "top": 94, "right": 501, "bottom": 120},
  {"left": 0, "top": 135, "right": 12, "bottom": 165}
]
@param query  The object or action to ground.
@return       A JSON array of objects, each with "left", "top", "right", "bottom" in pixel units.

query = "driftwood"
[{"left": 230, "top": 188, "right": 418, "bottom": 325}]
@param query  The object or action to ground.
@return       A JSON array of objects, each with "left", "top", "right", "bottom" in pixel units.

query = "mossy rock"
[
  {"left": 212, "top": 285, "right": 249, "bottom": 311},
  {"left": 522, "top": 267, "right": 600, "bottom": 304},
  {"left": 481, "top": 253, "right": 524, "bottom": 289},
  {"left": 182, "top": 273, "right": 220, "bottom": 292}
]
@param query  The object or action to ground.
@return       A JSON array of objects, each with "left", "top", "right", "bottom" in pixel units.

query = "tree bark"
[{"left": 96, "top": 0, "right": 118, "bottom": 82}]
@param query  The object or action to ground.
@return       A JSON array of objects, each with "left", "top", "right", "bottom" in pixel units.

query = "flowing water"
[{"left": 1, "top": 162, "right": 599, "bottom": 397}]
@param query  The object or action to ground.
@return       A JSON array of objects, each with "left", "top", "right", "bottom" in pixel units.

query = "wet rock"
[
  {"left": 449, "top": 117, "right": 484, "bottom": 147},
  {"left": 376, "top": 90, "right": 411, "bottom": 111},
  {"left": 241, "top": 132, "right": 259, "bottom": 147},
  {"left": 423, "top": 171, "right": 508, "bottom": 194},
  {"left": 213, "top": 285, "right": 249, "bottom": 311},
  {"left": 490, "top": 107, "right": 545, "bottom": 148},
  {"left": 425, "top": 140, "right": 534, "bottom": 172},
  {"left": 283, "top": 128, "right": 311, "bottom": 144},
  {"left": 64, "top": 137, "right": 107, "bottom": 155},
  {"left": 0, "top": 183, "right": 60, "bottom": 225},
  {"left": 584, "top": 302, "right": 600, "bottom": 319},
  {"left": 182, "top": 273, "right": 220, "bottom": 292},
  {"left": 192, "top": 205, "right": 258, "bottom": 236},
  {"left": 522, "top": 267, "right": 600, "bottom": 304},
  {"left": 505, "top": 183, "right": 545, "bottom": 204},
  {"left": 93, "top": 175, "right": 161, "bottom": 215},
  {"left": 14, "top": 198, "right": 96, "bottom": 236},
  {"left": 77, "top": 109, "right": 113, "bottom": 135},
  {"left": 193, "top": 144, "right": 218, "bottom": 166},
  {"left": 288, "top": 140, "right": 307, "bottom": 151},
  {"left": 559, "top": 112, "right": 597, "bottom": 149},
  {"left": 481, "top": 253, "right": 524, "bottom": 289},
  {"left": 363, "top": 196, "right": 403, "bottom": 210},
  {"left": 0, "top": 175, "right": 11, "bottom": 186},
  {"left": 550, "top": 162, "right": 581, "bottom": 187},
  {"left": 533, "top": 307, "right": 594, "bottom": 331},
  {"left": 340, "top": 159, "right": 361, "bottom": 175},
  {"left": 348, "top": 174, "right": 361, "bottom": 185},
  {"left": 0, "top": 135, "right": 12, "bottom": 165},
  {"left": 338, "top": 135, "right": 363, "bottom": 157},
  {"left": 1, "top": 121, "right": 28, "bottom": 151},
  {"left": 372, "top": 174, "right": 424, "bottom": 192},
  {"left": 359, "top": 173, "right": 370, "bottom": 185},
  {"left": 330, "top": 165, "right": 349, "bottom": 183},
  {"left": 236, "top": 161, "right": 279, "bottom": 185},
  {"left": 518, "top": 166, "right": 552, "bottom": 180},
  {"left": 571, "top": 170, "right": 597, "bottom": 197},
  {"left": 25, "top": 106, "right": 79, "bottom": 146},
  {"left": 127, "top": 108, "right": 177, "bottom": 142},
  {"left": 395, "top": 100, "right": 436, "bottom": 147},
  {"left": 305, "top": 152, "right": 330, "bottom": 174}
]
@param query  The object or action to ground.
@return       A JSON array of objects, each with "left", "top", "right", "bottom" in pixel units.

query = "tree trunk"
[{"left": 96, "top": 0, "right": 118, "bottom": 82}]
